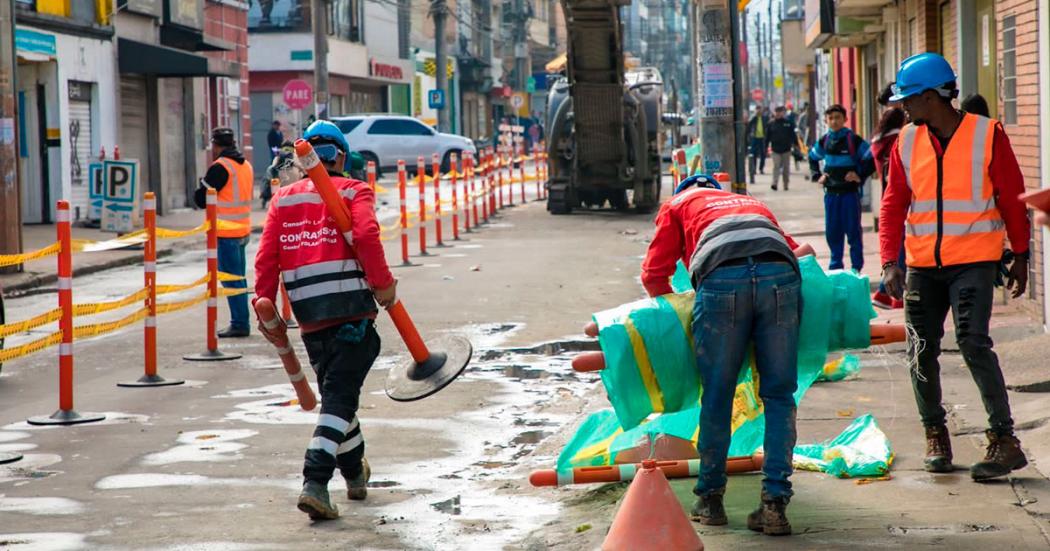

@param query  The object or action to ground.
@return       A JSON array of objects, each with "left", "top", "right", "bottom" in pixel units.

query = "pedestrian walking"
[
  {"left": 880, "top": 53, "right": 1031, "bottom": 481},
  {"left": 254, "top": 120, "right": 397, "bottom": 519},
  {"left": 961, "top": 93, "right": 991, "bottom": 118},
  {"left": 747, "top": 107, "right": 770, "bottom": 184},
  {"left": 871, "top": 83, "right": 907, "bottom": 310},
  {"left": 268, "top": 120, "right": 284, "bottom": 161},
  {"left": 766, "top": 106, "right": 797, "bottom": 191},
  {"left": 641, "top": 174, "right": 811, "bottom": 537},
  {"left": 808, "top": 105, "right": 874, "bottom": 272},
  {"left": 194, "top": 128, "right": 253, "bottom": 338}
]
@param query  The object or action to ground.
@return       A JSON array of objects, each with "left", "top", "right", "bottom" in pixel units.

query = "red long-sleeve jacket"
[
  {"left": 641, "top": 188, "right": 800, "bottom": 297},
  {"left": 255, "top": 175, "right": 394, "bottom": 333},
  {"left": 879, "top": 122, "right": 1030, "bottom": 265}
]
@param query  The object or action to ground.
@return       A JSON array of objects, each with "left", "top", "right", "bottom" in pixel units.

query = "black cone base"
[
  {"left": 183, "top": 349, "right": 242, "bottom": 362},
  {"left": 117, "top": 374, "right": 185, "bottom": 387},
  {"left": 385, "top": 334, "right": 472, "bottom": 402},
  {"left": 27, "top": 409, "right": 106, "bottom": 426},
  {"left": 0, "top": 452, "right": 23, "bottom": 465}
]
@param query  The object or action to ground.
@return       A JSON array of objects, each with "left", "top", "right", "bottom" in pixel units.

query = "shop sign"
[
  {"left": 282, "top": 79, "right": 312, "bottom": 110},
  {"left": 68, "top": 80, "right": 93, "bottom": 101},
  {"left": 102, "top": 160, "right": 140, "bottom": 233},
  {"left": 166, "top": 0, "right": 203, "bottom": 30},
  {"left": 14, "top": 28, "right": 55, "bottom": 57},
  {"left": 370, "top": 60, "right": 404, "bottom": 81}
]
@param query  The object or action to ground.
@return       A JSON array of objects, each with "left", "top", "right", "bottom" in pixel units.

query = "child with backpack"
[{"left": 808, "top": 104, "right": 875, "bottom": 272}]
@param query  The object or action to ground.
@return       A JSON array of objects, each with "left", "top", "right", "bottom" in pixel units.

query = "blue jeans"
[
  {"left": 693, "top": 259, "right": 801, "bottom": 500},
  {"left": 217, "top": 236, "right": 249, "bottom": 330},
  {"left": 824, "top": 191, "right": 863, "bottom": 271}
]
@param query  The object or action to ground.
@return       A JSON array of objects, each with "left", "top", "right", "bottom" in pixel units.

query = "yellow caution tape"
[
  {"left": 217, "top": 271, "right": 246, "bottom": 282},
  {"left": 0, "top": 307, "right": 63, "bottom": 338},
  {"left": 0, "top": 242, "right": 61, "bottom": 268},
  {"left": 155, "top": 291, "right": 209, "bottom": 314},
  {"left": 219, "top": 287, "right": 249, "bottom": 297},
  {"left": 0, "top": 331, "right": 62, "bottom": 363},
  {"left": 155, "top": 222, "right": 209, "bottom": 240},
  {"left": 72, "top": 288, "right": 150, "bottom": 317},
  {"left": 73, "top": 307, "right": 149, "bottom": 339},
  {"left": 156, "top": 274, "right": 209, "bottom": 295}
]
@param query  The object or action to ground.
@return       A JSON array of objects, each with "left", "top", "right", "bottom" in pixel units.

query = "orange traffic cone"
[{"left": 602, "top": 460, "right": 703, "bottom": 551}]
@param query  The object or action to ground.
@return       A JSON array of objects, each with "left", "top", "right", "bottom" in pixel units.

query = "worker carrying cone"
[
  {"left": 641, "top": 173, "right": 812, "bottom": 536},
  {"left": 254, "top": 120, "right": 397, "bottom": 521}
]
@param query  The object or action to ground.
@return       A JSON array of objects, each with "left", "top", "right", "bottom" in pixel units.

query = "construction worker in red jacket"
[
  {"left": 254, "top": 120, "right": 396, "bottom": 520},
  {"left": 880, "top": 53, "right": 1030, "bottom": 481},
  {"left": 642, "top": 174, "right": 809, "bottom": 537}
]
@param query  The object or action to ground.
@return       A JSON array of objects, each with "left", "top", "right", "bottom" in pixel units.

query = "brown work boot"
[
  {"left": 924, "top": 425, "right": 954, "bottom": 473},
  {"left": 971, "top": 431, "right": 1028, "bottom": 481},
  {"left": 746, "top": 494, "right": 791, "bottom": 536},
  {"left": 297, "top": 480, "right": 339, "bottom": 520},
  {"left": 346, "top": 457, "right": 370, "bottom": 501},
  {"left": 690, "top": 491, "right": 727, "bottom": 525}
]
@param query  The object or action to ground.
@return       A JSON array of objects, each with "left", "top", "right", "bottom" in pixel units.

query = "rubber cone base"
[
  {"left": 27, "top": 409, "right": 106, "bottom": 426},
  {"left": 117, "top": 374, "right": 185, "bottom": 387},
  {"left": 385, "top": 334, "right": 472, "bottom": 401},
  {"left": 0, "top": 452, "right": 23, "bottom": 465},
  {"left": 183, "top": 349, "right": 242, "bottom": 362}
]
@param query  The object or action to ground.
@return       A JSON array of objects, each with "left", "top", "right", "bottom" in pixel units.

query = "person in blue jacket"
[{"left": 808, "top": 104, "right": 875, "bottom": 272}]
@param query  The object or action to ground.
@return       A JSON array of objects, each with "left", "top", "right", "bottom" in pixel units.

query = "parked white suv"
[{"left": 332, "top": 115, "right": 476, "bottom": 176}]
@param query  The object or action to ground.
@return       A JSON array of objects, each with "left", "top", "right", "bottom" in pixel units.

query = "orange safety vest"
[
  {"left": 898, "top": 114, "right": 1004, "bottom": 268},
  {"left": 214, "top": 157, "right": 253, "bottom": 238}
]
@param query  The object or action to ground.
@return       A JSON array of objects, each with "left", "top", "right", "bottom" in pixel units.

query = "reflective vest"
[
  {"left": 898, "top": 114, "right": 1004, "bottom": 268},
  {"left": 214, "top": 157, "right": 253, "bottom": 238}
]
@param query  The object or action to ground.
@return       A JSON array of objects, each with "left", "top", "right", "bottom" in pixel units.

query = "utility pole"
[
  {"left": 311, "top": 0, "right": 329, "bottom": 120},
  {"left": 431, "top": 0, "right": 450, "bottom": 132},
  {"left": 768, "top": 0, "right": 775, "bottom": 104},
  {"left": 513, "top": 0, "right": 529, "bottom": 123},
  {"left": 0, "top": 0, "right": 19, "bottom": 268},
  {"left": 695, "top": 0, "right": 744, "bottom": 193}
]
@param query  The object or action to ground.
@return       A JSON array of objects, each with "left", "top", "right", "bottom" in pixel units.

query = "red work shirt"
[
  {"left": 879, "top": 122, "right": 1030, "bottom": 265},
  {"left": 641, "top": 188, "right": 800, "bottom": 297}
]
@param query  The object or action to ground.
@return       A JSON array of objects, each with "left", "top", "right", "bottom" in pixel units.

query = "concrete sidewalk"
[{"left": 1, "top": 206, "right": 269, "bottom": 296}]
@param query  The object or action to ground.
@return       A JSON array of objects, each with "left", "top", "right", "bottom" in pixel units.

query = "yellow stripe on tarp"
[
  {"left": 623, "top": 317, "right": 665, "bottom": 413},
  {"left": 661, "top": 291, "right": 695, "bottom": 345},
  {"left": 571, "top": 427, "right": 623, "bottom": 467}
]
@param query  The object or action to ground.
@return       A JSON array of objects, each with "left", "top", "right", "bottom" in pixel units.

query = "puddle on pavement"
[
  {"left": 430, "top": 495, "right": 461, "bottom": 515},
  {"left": 0, "top": 532, "right": 87, "bottom": 550},
  {"left": 140, "top": 429, "right": 257, "bottom": 466},
  {"left": 0, "top": 496, "right": 84, "bottom": 515},
  {"left": 0, "top": 454, "right": 63, "bottom": 484},
  {"left": 888, "top": 524, "right": 999, "bottom": 535},
  {"left": 96, "top": 473, "right": 299, "bottom": 491},
  {"left": 511, "top": 430, "right": 551, "bottom": 445},
  {"left": 368, "top": 480, "right": 401, "bottom": 488}
]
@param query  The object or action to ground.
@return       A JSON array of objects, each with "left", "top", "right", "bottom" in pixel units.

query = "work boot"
[
  {"left": 971, "top": 431, "right": 1028, "bottom": 481},
  {"left": 689, "top": 491, "right": 727, "bottom": 525},
  {"left": 297, "top": 480, "right": 339, "bottom": 520},
  {"left": 872, "top": 291, "right": 893, "bottom": 310},
  {"left": 923, "top": 424, "right": 954, "bottom": 473},
  {"left": 217, "top": 325, "right": 250, "bottom": 338},
  {"left": 746, "top": 494, "right": 791, "bottom": 536},
  {"left": 771, "top": 183, "right": 778, "bottom": 191},
  {"left": 346, "top": 458, "right": 371, "bottom": 501}
]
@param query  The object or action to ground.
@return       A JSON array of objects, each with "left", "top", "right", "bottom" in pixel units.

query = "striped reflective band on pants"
[{"left": 307, "top": 413, "right": 363, "bottom": 460}]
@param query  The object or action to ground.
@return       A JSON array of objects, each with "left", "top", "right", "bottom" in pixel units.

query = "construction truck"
[{"left": 545, "top": 0, "right": 663, "bottom": 214}]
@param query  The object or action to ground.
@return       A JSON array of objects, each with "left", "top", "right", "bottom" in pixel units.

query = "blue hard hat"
[
  {"left": 303, "top": 120, "right": 351, "bottom": 167},
  {"left": 675, "top": 173, "right": 721, "bottom": 195},
  {"left": 889, "top": 53, "right": 957, "bottom": 102}
]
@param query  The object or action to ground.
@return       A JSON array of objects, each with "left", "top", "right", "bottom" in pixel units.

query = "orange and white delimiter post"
[
  {"left": 450, "top": 152, "right": 460, "bottom": 240},
  {"left": 183, "top": 189, "right": 241, "bottom": 362}
]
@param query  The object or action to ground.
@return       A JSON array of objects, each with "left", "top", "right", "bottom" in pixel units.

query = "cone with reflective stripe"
[
  {"left": 294, "top": 139, "right": 473, "bottom": 401},
  {"left": 602, "top": 460, "right": 703, "bottom": 551}
]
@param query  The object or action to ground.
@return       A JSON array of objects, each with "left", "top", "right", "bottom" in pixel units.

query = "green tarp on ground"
[{"left": 558, "top": 257, "right": 877, "bottom": 470}]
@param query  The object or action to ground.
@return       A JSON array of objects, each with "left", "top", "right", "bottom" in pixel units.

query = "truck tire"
[{"left": 547, "top": 183, "right": 573, "bottom": 215}]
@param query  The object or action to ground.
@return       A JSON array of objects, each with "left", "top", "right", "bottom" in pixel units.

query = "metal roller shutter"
[
  {"left": 120, "top": 76, "right": 149, "bottom": 187},
  {"left": 68, "top": 98, "right": 93, "bottom": 221}
]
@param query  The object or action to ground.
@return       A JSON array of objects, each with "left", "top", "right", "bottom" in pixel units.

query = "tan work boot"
[
  {"left": 346, "top": 457, "right": 370, "bottom": 500},
  {"left": 924, "top": 425, "right": 953, "bottom": 473},
  {"left": 689, "top": 491, "right": 727, "bottom": 526},
  {"left": 297, "top": 480, "right": 339, "bottom": 520},
  {"left": 746, "top": 494, "right": 792, "bottom": 536},
  {"left": 971, "top": 431, "right": 1027, "bottom": 481}
]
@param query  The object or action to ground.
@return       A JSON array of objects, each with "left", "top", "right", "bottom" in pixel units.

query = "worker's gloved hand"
[
  {"left": 810, "top": 172, "right": 822, "bottom": 183},
  {"left": 256, "top": 319, "right": 284, "bottom": 346},
  {"left": 882, "top": 264, "right": 906, "bottom": 300},
  {"left": 1007, "top": 255, "right": 1029, "bottom": 299},
  {"left": 374, "top": 281, "right": 398, "bottom": 309}
]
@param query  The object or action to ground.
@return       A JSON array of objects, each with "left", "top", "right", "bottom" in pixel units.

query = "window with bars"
[{"left": 1002, "top": 15, "right": 1017, "bottom": 125}]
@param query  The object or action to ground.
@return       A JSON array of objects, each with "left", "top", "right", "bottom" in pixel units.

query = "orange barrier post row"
[
  {"left": 497, "top": 147, "right": 506, "bottom": 208},
  {"left": 477, "top": 152, "right": 487, "bottom": 224},
  {"left": 529, "top": 454, "right": 764, "bottom": 487},
  {"left": 464, "top": 153, "right": 474, "bottom": 232},
  {"left": 27, "top": 201, "right": 105, "bottom": 425},
  {"left": 450, "top": 152, "right": 460, "bottom": 240},
  {"left": 184, "top": 189, "right": 242, "bottom": 362},
  {"left": 367, "top": 161, "right": 376, "bottom": 192},
  {"left": 489, "top": 147, "right": 497, "bottom": 216},
  {"left": 118, "top": 192, "right": 183, "bottom": 388},
  {"left": 398, "top": 160, "right": 410, "bottom": 265},
  {"left": 254, "top": 298, "right": 317, "bottom": 411},
  {"left": 519, "top": 146, "right": 526, "bottom": 203},
  {"left": 468, "top": 153, "right": 480, "bottom": 227},
  {"left": 417, "top": 156, "right": 428, "bottom": 256},
  {"left": 293, "top": 139, "right": 473, "bottom": 402},
  {"left": 504, "top": 146, "right": 514, "bottom": 206},
  {"left": 533, "top": 145, "right": 541, "bottom": 200},
  {"left": 431, "top": 153, "right": 443, "bottom": 246}
]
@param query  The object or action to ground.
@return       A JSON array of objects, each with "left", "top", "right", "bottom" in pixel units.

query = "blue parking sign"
[{"left": 428, "top": 89, "right": 445, "bottom": 109}]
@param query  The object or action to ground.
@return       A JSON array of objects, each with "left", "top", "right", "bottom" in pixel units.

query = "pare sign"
[{"left": 283, "top": 79, "right": 313, "bottom": 110}]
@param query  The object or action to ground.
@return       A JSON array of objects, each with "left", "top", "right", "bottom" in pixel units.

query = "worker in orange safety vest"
[
  {"left": 193, "top": 127, "right": 254, "bottom": 337},
  {"left": 879, "top": 53, "right": 1031, "bottom": 482}
]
